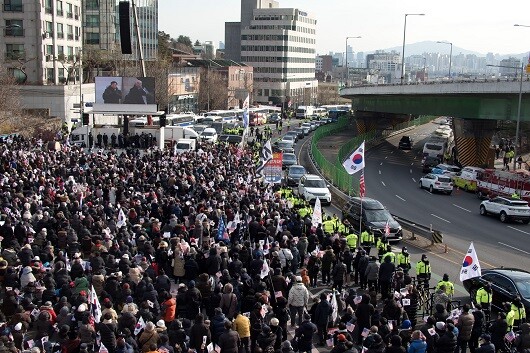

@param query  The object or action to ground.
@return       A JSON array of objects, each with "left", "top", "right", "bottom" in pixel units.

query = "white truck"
[
  {"left": 69, "top": 126, "right": 121, "bottom": 147},
  {"left": 174, "top": 138, "right": 197, "bottom": 153},
  {"left": 422, "top": 135, "right": 454, "bottom": 160}
]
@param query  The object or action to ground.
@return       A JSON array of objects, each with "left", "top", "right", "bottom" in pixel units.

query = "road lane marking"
[
  {"left": 453, "top": 204, "right": 472, "bottom": 213},
  {"left": 381, "top": 181, "right": 386, "bottom": 187},
  {"left": 379, "top": 170, "right": 381, "bottom": 175},
  {"left": 411, "top": 163, "right": 414, "bottom": 166},
  {"left": 430, "top": 214, "right": 451, "bottom": 223},
  {"left": 396, "top": 195, "right": 406, "bottom": 201},
  {"left": 498, "top": 242, "right": 530, "bottom": 255},
  {"left": 412, "top": 178, "right": 416, "bottom": 183},
  {"left": 507, "top": 226, "right": 530, "bottom": 235},
  {"left": 385, "top": 156, "right": 388, "bottom": 159},
  {"left": 410, "top": 169, "right": 413, "bottom": 173},
  {"left": 380, "top": 162, "right": 383, "bottom": 165}
]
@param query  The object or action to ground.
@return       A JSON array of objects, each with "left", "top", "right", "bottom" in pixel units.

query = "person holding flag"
[
  {"left": 314, "top": 292, "right": 333, "bottom": 347},
  {"left": 255, "top": 140, "right": 273, "bottom": 175}
]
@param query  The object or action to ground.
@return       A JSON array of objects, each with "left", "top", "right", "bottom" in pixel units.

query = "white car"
[
  {"left": 201, "top": 128, "right": 218, "bottom": 143},
  {"left": 431, "top": 164, "right": 461, "bottom": 177},
  {"left": 298, "top": 174, "right": 332, "bottom": 205},
  {"left": 281, "top": 135, "right": 296, "bottom": 144},
  {"left": 480, "top": 197, "right": 530, "bottom": 224},
  {"left": 300, "top": 123, "right": 311, "bottom": 135},
  {"left": 419, "top": 173, "right": 453, "bottom": 195}
]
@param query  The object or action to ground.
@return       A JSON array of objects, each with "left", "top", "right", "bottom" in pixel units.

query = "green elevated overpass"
[{"left": 340, "top": 80, "right": 530, "bottom": 167}]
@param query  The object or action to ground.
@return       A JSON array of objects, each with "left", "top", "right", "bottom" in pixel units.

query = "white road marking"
[
  {"left": 379, "top": 170, "right": 381, "bottom": 175},
  {"left": 430, "top": 214, "right": 451, "bottom": 223},
  {"left": 412, "top": 178, "right": 417, "bottom": 183},
  {"left": 498, "top": 242, "right": 530, "bottom": 255},
  {"left": 411, "top": 163, "right": 414, "bottom": 166},
  {"left": 385, "top": 156, "right": 388, "bottom": 159},
  {"left": 380, "top": 162, "right": 383, "bottom": 165},
  {"left": 381, "top": 181, "right": 386, "bottom": 187},
  {"left": 410, "top": 169, "right": 413, "bottom": 174},
  {"left": 396, "top": 195, "right": 406, "bottom": 201},
  {"left": 453, "top": 204, "right": 472, "bottom": 213},
  {"left": 507, "top": 226, "right": 530, "bottom": 235}
]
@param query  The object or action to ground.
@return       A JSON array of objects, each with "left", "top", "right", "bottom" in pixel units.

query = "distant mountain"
[{"left": 368, "top": 40, "right": 527, "bottom": 60}]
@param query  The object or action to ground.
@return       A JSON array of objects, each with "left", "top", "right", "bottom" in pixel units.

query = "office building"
[
  {"left": 1, "top": 0, "right": 83, "bottom": 85},
  {"left": 366, "top": 50, "right": 401, "bottom": 84},
  {"left": 499, "top": 57, "right": 521, "bottom": 77},
  {"left": 83, "top": 0, "right": 158, "bottom": 61},
  {"left": 226, "top": 0, "right": 318, "bottom": 106}
]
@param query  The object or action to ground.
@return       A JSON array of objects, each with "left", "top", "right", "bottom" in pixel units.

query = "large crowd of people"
[{"left": 0, "top": 134, "right": 528, "bottom": 353}]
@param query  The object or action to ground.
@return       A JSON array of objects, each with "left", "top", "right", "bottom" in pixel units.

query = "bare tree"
[
  {"left": 0, "top": 65, "right": 22, "bottom": 131},
  {"left": 198, "top": 68, "right": 228, "bottom": 111}
]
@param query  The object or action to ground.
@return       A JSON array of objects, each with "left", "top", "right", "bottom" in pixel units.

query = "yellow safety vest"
[
  {"left": 361, "top": 231, "right": 374, "bottom": 244},
  {"left": 416, "top": 261, "right": 431, "bottom": 276},
  {"left": 323, "top": 220, "right": 335, "bottom": 234},
  {"left": 382, "top": 252, "right": 396, "bottom": 263},
  {"left": 475, "top": 287, "right": 492, "bottom": 305},
  {"left": 346, "top": 233, "right": 358, "bottom": 249},
  {"left": 436, "top": 280, "right": 455, "bottom": 296},
  {"left": 397, "top": 253, "right": 410, "bottom": 266}
]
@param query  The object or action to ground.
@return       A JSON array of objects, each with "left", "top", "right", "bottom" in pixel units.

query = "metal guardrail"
[{"left": 392, "top": 215, "right": 443, "bottom": 245}]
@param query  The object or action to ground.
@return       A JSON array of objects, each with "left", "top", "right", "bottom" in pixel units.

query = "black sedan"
[
  {"left": 399, "top": 136, "right": 413, "bottom": 149},
  {"left": 268, "top": 114, "right": 282, "bottom": 123},
  {"left": 422, "top": 156, "right": 441, "bottom": 173},
  {"left": 463, "top": 268, "right": 530, "bottom": 312}
]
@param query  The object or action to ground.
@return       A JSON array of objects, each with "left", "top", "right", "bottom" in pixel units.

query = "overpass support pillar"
[{"left": 453, "top": 118, "right": 496, "bottom": 168}]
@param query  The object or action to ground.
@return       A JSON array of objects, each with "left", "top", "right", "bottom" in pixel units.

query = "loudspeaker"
[{"left": 118, "top": 2, "right": 132, "bottom": 54}]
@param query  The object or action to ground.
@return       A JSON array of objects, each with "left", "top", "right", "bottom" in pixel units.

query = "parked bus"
[
  {"left": 249, "top": 107, "right": 268, "bottom": 126},
  {"left": 203, "top": 110, "right": 239, "bottom": 123},
  {"left": 321, "top": 104, "right": 351, "bottom": 112},
  {"left": 312, "top": 107, "right": 327, "bottom": 119},
  {"left": 295, "top": 106, "right": 315, "bottom": 118},
  {"left": 328, "top": 109, "right": 349, "bottom": 122}
]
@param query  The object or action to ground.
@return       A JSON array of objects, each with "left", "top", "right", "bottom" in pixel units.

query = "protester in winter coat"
[
  {"left": 314, "top": 293, "right": 333, "bottom": 346},
  {"left": 456, "top": 304, "right": 475, "bottom": 353},
  {"left": 161, "top": 292, "right": 176, "bottom": 324},
  {"left": 407, "top": 331, "right": 427, "bottom": 353},
  {"left": 435, "top": 323, "right": 458, "bottom": 353},
  {"left": 138, "top": 322, "right": 160, "bottom": 353},
  {"left": 474, "top": 334, "right": 495, "bottom": 353},
  {"left": 219, "top": 283, "right": 238, "bottom": 320},
  {"left": 514, "top": 323, "right": 530, "bottom": 352},
  {"left": 287, "top": 276, "right": 309, "bottom": 326},
  {"left": 365, "top": 257, "right": 379, "bottom": 290},
  {"left": 218, "top": 320, "right": 240, "bottom": 353},
  {"left": 189, "top": 313, "right": 211, "bottom": 352},
  {"left": 295, "top": 313, "right": 317, "bottom": 353},
  {"left": 96, "top": 313, "right": 118, "bottom": 353},
  {"left": 356, "top": 294, "right": 375, "bottom": 344}
]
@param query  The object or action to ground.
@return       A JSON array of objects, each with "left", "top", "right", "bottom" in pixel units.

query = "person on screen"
[
  {"left": 124, "top": 80, "right": 151, "bottom": 104},
  {"left": 102, "top": 81, "right": 122, "bottom": 104}
]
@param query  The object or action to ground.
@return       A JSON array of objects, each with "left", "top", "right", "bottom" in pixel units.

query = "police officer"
[
  {"left": 506, "top": 297, "right": 527, "bottom": 331},
  {"left": 396, "top": 247, "right": 411, "bottom": 271},
  {"left": 360, "top": 228, "right": 375, "bottom": 255},
  {"left": 376, "top": 236, "right": 389, "bottom": 262},
  {"left": 436, "top": 274, "right": 455, "bottom": 298},
  {"left": 416, "top": 254, "right": 431, "bottom": 289},
  {"left": 475, "top": 283, "right": 493, "bottom": 321},
  {"left": 322, "top": 216, "right": 336, "bottom": 235},
  {"left": 382, "top": 245, "right": 396, "bottom": 264},
  {"left": 345, "top": 229, "right": 358, "bottom": 251}
]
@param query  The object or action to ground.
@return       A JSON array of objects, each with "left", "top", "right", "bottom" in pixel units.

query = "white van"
[{"left": 201, "top": 128, "right": 218, "bottom": 143}]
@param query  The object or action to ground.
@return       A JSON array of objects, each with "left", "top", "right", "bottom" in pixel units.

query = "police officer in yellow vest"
[
  {"left": 416, "top": 254, "right": 431, "bottom": 288},
  {"left": 512, "top": 192, "right": 521, "bottom": 199},
  {"left": 376, "top": 236, "right": 389, "bottom": 261},
  {"left": 475, "top": 283, "right": 493, "bottom": 311},
  {"left": 436, "top": 274, "right": 455, "bottom": 297},
  {"left": 506, "top": 297, "right": 527, "bottom": 331},
  {"left": 397, "top": 247, "right": 411, "bottom": 271},
  {"left": 336, "top": 221, "right": 348, "bottom": 235},
  {"left": 382, "top": 245, "right": 396, "bottom": 264},
  {"left": 322, "top": 216, "right": 336, "bottom": 235},
  {"left": 346, "top": 230, "right": 358, "bottom": 251},
  {"left": 361, "top": 228, "right": 375, "bottom": 255}
]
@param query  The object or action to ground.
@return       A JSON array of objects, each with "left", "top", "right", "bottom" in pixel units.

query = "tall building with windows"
[
  {"left": 83, "top": 0, "right": 158, "bottom": 61},
  {"left": 1, "top": 0, "right": 83, "bottom": 85},
  {"left": 226, "top": 0, "right": 317, "bottom": 106}
]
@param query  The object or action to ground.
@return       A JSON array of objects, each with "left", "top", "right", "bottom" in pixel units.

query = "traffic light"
[
  {"left": 159, "top": 114, "right": 167, "bottom": 127},
  {"left": 82, "top": 113, "right": 89, "bottom": 125}
]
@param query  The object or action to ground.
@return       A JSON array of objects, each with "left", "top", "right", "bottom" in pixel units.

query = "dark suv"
[
  {"left": 422, "top": 156, "right": 441, "bottom": 173},
  {"left": 399, "top": 136, "right": 413, "bottom": 149},
  {"left": 341, "top": 197, "right": 403, "bottom": 241}
]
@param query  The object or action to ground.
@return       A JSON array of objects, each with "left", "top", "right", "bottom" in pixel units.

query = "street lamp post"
[
  {"left": 487, "top": 63, "right": 525, "bottom": 171},
  {"left": 345, "top": 36, "right": 361, "bottom": 87},
  {"left": 437, "top": 41, "right": 453, "bottom": 79},
  {"left": 401, "top": 13, "right": 425, "bottom": 84}
]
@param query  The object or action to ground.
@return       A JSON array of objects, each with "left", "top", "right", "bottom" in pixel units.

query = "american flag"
[
  {"left": 359, "top": 171, "right": 366, "bottom": 198},
  {"left": 217, "top": 217, "right": 229, "bottom": 243}
]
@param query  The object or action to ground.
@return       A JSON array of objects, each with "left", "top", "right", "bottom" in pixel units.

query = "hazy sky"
[{"left": 159, "top": 0, "right": 530, "bottom": 56}]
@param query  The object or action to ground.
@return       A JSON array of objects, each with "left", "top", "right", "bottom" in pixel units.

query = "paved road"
[{"left": 364, "top": 121, "right": 530, "bottom": 270}]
